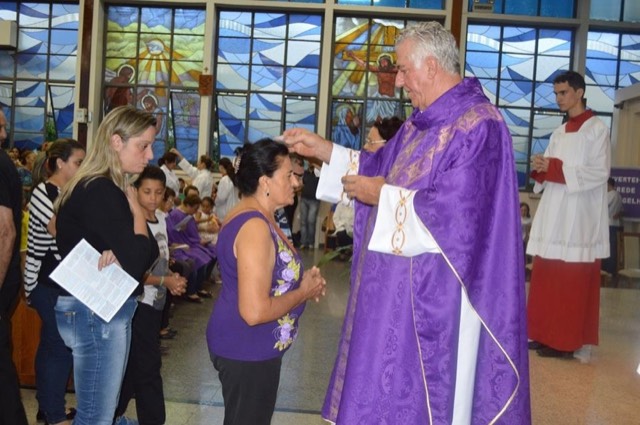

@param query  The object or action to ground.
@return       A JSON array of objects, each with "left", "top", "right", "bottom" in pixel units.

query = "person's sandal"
[
  {"left": 197, "top": 290, "right": 213, "bottom": 298},
  {"left": 183, "top": 294, "right": 203, "bottom": 303}
]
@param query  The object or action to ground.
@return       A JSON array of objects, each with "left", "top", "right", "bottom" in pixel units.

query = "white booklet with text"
[{"left": 49, "top": 238, "right": 139, "bottom": 322}]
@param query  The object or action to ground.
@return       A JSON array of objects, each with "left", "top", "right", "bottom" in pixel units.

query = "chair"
[{"left": 615, "top": 232, "right": 640, "bottom": 288}]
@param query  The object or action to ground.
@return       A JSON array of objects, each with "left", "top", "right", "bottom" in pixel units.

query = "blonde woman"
[{"left": 54, "top": 106, "right": 160, "bottom": 425}]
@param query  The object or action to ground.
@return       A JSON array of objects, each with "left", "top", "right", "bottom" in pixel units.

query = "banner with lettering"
[{"left": 610, "top": 168, "right": 640, "bottom": 220}]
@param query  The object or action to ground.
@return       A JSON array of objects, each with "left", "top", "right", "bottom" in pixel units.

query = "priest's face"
[{"left": 395, "top": 40, "right": 431, "bottom": 111}]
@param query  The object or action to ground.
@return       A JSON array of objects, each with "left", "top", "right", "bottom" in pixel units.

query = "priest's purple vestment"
[{"left": 320, "top": 78, "right": 531, "bottom": 424}]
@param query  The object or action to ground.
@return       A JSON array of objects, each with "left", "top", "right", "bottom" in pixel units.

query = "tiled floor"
[{"left": 20, "top": 249, "right": 640, "bottom": 424}]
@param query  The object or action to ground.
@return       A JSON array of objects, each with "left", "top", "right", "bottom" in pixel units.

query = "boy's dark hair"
[
  {"left": 134, "top": 165, "right": 166, "bottom": 188},
  {"left": 553, "top": 71, "right": 586, "bottom": 96}
]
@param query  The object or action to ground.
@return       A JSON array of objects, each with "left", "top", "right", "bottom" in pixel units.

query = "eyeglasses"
[{"left": 365, "top": 138, "right": 386, "bottom": 145}]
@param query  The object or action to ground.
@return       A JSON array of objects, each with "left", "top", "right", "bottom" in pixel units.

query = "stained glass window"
[
  {"left": 337, "top": 0, "right": 444, "bottom": 9},
  {"left": 332, "top": 17, "right": 417, "bottom": 150},
  {"left": 590, "top": 0, "right": 640, "bottom": 22},
  {"left": 104, "top": 5, "right": 205, "bottom": 162},
  {"left": 466, "top": 25, "right": 573, "bottom": 188},
  {"left": 0, "top": 2, "right": 79, "bottom": 150},
  {"left": 586, "top": 31, "right": 640, "bottom": 115},
  {"left": 469, "top": 0, "right": 575, "bottom": 17},
  {"left": 215, "top": 11, "right": 322, "bottom": 157}
]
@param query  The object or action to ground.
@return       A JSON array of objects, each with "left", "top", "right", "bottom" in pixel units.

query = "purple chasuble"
[
  {"left": 165, "top": 208, "right": 215, "bottom": 269},
  {"left": 322, "top": 78, "right": 531, "bottom": 424}
]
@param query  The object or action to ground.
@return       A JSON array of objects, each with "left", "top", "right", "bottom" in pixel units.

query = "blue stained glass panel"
[
  {"left": 587, "top": 32, "right": 619, "bottom": 59},
  {"left": 286, "top": 67, "right": 318, "bottom": 94},
  {"left": 540, "top": 0, "right": 573, "bottom": 18},
  {"left": 285, "top": 98, "right": 316, "bottom": 125},
  {"left": 14, "top": 105, "right": 44, "bottom": 132},
  {"left": 252, "top": 40, "right": 285, "bottom": 65},
  {"left": 140, "top": 8, "right": 172, "bottom": 33},
  {"left": 477, "top": 78, "right": 498, "bottom": 104},
  {"left": 410, "top": 0, "right": 444, "bottom": 9},
  {"left": 376, "top": 0, "right": 405, "bottom": 7},
  {"left": 251, "top": 65, "right": 284, "bottom": 91},
  {"left": 502, "top": 27, "right": 536, "bottom": 54},
  {"left": 291, "top": 0, "right": 324, "bottom": 3},
  {"left": 504, "top": 0, "right": 537, "bottom": 16},
  {"left": 624, "top": 2, "right": 640, "bottom": 22},
  {"left": 538, "top": 29, "right": 572, "bottom": 55},
  {"left": 499, "top": 79, "right": 533, "bottom": 106},
  {"left": 534, "top": 82, "right": 557, "bottom": 108},
  {"left": 218, "top": 12, "right": 252, "bottom": 37},
  {"left": 0, "top": 2, "right": 18, "bottom": 16},
  {"left": 465, "top": 51, "right": 499, "bottom": 78},
  {"left": 254, "top": 13, "right": 286, "bottom": 39},
  {"left": 218, "top": 38, "right": 252, "bottom": 63},
  {"left": 467, "top": 26, "right": 502, "bottom": 52},
  {"left": 500, "top": 53, "right": 534, "bottom": 80},
  {"left": 512, "top": 135, "right": 529, "bottom": 161},
  {"left": 19, "top": 27, "right": 49, "bottom": 53},
  {"left": 535, "top": 55, "right": 569, "bottom": 82},
  {"left": 247, "top": 119, "right": 281, "bottom": 142},
  {"left": 249, "top": 93, "right": 282, "bottom": 120},
  {"left": 216, "top": 64, "right": 250, "bottom": 90},
  {"left": 586, "top": 58, "right": 618, "bottom": 86},
  {"left": 51, "top": 30, "right": 78, "bottom": 54},
  {"left": 107, "top": 7, "right": 139, "bottom": 32},
  {"left": 51, "top": 4, "right": 79, "bottom": 29},
  {"left": 287, "top": 41, "right": 320, "bottom": 67},
  {"left": 49, "top": 55, "right": 76, "bottom": 81},
  {"left": 590, "top": 0, "right": 621, "bottom": 21},
  {"left": 20, "top": 3, "right": 50, "bottom": 28},
  {"left": 16, "top": 54, "right": 47, "bottom": 79},
  {"left": 174, "top": 9, "right": 205, "bottom": 35},
  {"left": 289, "top": 15, "right": 322, "bottom": 40},
  {"left": 0, "top": 51, "right": 15, "bottom": 78}
]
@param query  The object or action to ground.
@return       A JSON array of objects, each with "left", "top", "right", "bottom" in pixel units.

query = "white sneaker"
[{"left": 573, "top": 345, "right": 592, "bottom": 364}]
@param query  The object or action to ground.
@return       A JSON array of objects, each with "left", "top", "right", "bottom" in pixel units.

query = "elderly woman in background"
[
  {"left": 206, "top": 139, "right": 326, "bottom": 425},
  {"left": 54, "top": 106, "right": 159, "bottom": 425},
  {"left": 25, "top": 139, "right": 85, "bottom": 425},
  {"left": 363, "top": 116, "right": 404, "bottom": 153}
]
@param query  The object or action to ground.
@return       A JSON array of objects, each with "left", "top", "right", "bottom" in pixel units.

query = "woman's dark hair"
[
  {"left": 200, "top": 155, "right": 213, "bottom": 170},
  {"left": 201, "top": 196, "right": 214, "bottom": 206},
  {"left": 183, "top": 193, "right": 201, "bottom": 207},
  {"left": 34, "top": 139, "right": 85, "bottom": 185},
  {"left": 236, "top": 138, "right": 289, "bottom": 196},
  {"left": 219, "top": 157, "right": 237, "bottom": 186},
  {"left": 158, "top": 151, "right": 178, "bottom": 167},
  {"left": 134, "top": 165, "right": 166, "bottom": 188},
  {"left": 164, "top": 187, "right": 176, "bottom": 201},
  {"left": 184, "top": 184, "right": 199, "bottom": 197},
  {"left": 373, "top": 116, "right": 404, "bottom": 141}
]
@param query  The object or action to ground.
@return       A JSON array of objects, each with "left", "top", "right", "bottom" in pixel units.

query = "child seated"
[{"left": 195, "top": 196, "right": 220, "bottom": 245}]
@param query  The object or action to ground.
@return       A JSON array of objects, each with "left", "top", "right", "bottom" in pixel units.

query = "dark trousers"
[
  {"left": 115, "top": 303, "right": 165, "bottom": 425},
  {"left": 602, "top": 226, "right": 621, "bottom": 275},
  {"left": 212, "top": 354, "right": 282, "bottom": 425},
  {"left": 0, "top": 314, "right": 28, "bottom": 425},
  {"left": 29, "top": 283, "right": 73, "bottom": 423}
]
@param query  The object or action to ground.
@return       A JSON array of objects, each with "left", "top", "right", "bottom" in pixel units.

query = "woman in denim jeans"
[
  {"left": 54, "top": 106, "right": 160, "bottom": 425},
  {"left": 24, "top": 140, "right": 85, "bottom": 425}
]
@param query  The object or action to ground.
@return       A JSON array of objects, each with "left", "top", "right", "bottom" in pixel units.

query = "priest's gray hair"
[{"left": 396, "top": 21, "right": 460, "bottom": 76}]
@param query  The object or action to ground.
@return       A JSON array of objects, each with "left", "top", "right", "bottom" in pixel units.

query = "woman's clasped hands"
[{"left": 300, "top": 266, "right": 327, "bottom": 303}]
